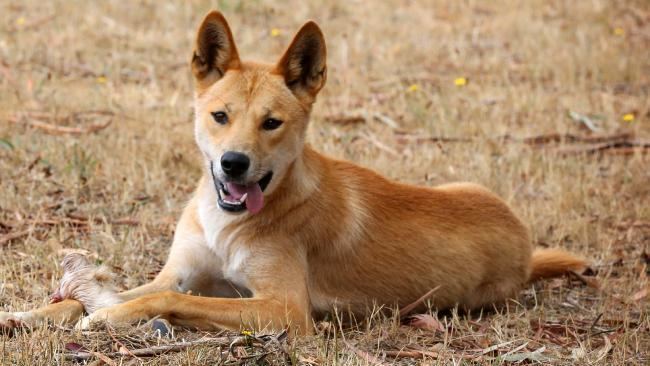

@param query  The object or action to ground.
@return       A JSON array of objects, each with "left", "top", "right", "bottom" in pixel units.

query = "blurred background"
[{"left": 0, "top": 1, "right": 648, "bottom": 364}]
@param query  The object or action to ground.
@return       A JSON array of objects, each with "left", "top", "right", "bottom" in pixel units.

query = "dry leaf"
[
  {"left": 64, "top": 342, "right": 87, "bottom": 352},
  {"left": 500, "top": 346, "right": 551, "bottom": 362},
  {"left": 482, "top": 340, "right": 517, "bottom": 354},
  {"left": 593, "top": 335, "right": 612, "bottom": 363},
  {"left": 408, "top": 314, "right": 445, "bottom": 332},
  {"left": 632, "top": 287, "right": 648, "bottom": 302}
]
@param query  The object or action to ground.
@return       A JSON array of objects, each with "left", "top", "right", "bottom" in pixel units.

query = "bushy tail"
[{"left": 528, "top": 248, "right": 587, "bottom": 282}]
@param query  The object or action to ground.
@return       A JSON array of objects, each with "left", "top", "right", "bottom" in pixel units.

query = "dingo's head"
[{"left": 191, "top": 11, "right": 326, "bottom": 215}]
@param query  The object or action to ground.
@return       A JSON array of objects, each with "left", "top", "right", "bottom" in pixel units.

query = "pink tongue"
[{"left": 225, "top": 182, "right": 264, "bottom": 214}]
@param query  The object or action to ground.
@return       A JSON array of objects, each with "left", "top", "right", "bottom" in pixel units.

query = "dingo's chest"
[{"left": 197, "top": 191, "right": 251, "bottom": 289}]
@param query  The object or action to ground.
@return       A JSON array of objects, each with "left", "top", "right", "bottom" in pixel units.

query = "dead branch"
[
  {"left": 66, "top": 213, "right": 140, "bottom": 226},
  {"left": 372, "top": 112, "right": 400, "bottom": 129},
  {"left": 383, "top": 349, "right": 437, "bottom": 359},
  {"left": 398, "top": 286, "right": 441, "bottom": 319},
  {"left": 323, "top": 111, "right": 400, "bottom": 128},
  {"left": 357, "top": 132, "right": 400, "bottom": 157},
  {"left": 383, "top": 349, "right": 476, "bottom": 360},
  {"left": 393, "top": 131, "right": 636, "bottom": 147},
  {"left": 107, "top": 325, "right": 139, "bottom": 359},
  {"left": 0, "top": 229, "right": 32, "bottom": 246},
  {"left": 60, "top": 336, "right": 238, "bottom": 361},
  {"left": 8, "top": 110, "right": 115, "bottom": 136},
  {"left": 110, "top": 218, "right": 140, "bottom": 226},
  {"left": 556, "top": 141, "right": 650, "bottom": 155},
  {"left": 523, "top": 132, "right": 634, "bottom": 145},
  {"left": 19, "top": 216, "right": 139, "bottom": 228},
  {"left": 9, "top": 117, "right": 112, "bottom": 136},
  {"left": 395, "top": 135, "right": 473, "bottom": 144},
  {"left": 323, "top": 114, "right": 366, "bottom": 125}
]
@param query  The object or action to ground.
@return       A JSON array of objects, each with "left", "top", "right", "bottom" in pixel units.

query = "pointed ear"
[
  {"left": 191, "top": 11, "right": 241, "bottom": 90},
  {"left": 275, "top": 21, "right": 327, "bottom": 99}
]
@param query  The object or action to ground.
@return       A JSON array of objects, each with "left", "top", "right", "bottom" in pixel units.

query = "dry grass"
[{"left": 1, "top": 0, "right": 649, "bottom": 364}]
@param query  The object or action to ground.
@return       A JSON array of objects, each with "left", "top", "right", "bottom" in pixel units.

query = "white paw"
[
  {"left": 74, "top": 306, "right": 119, "bottom": 330},
  {"left": 75, "top": 315, "right": 92, "bottom": 330},
  {"left": 0, "top": 311, "right": 31, "bottom": 329},
  {"left": 53, "top": 253, "right": 122, "bottom": 314}
]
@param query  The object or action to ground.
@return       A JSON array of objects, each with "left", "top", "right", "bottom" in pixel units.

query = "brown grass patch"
[{"left": 1, "top": 0, "right": 648, "bottom": 364}]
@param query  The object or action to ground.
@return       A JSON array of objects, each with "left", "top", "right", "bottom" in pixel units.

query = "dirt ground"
[{"left": 0, "top": 0, "right": 648, "bottom": 365}]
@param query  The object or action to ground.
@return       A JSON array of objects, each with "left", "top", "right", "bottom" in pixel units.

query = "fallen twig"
[
  {"left": 568, "top": 111, "right": 600, "bottom": 132},
  {"left": 399, "top": 286, "right": 441, "bottom": 318},
  {"left": 107, "top": 325, "right": 139, "bottom": 359},
  {"left": 0, "top": 229, "right": 32, "bottom": 246},
  {"left": 323, "top": 114, "right": 365, "bottom": 125},
  {"left": 383, "top": 349, "right": 440, "bottom": 359},
  {"left": 395, "top": 135, "right": 473, "bottom": 144},
  {"left": 372, "top": 112, "right": 400, "bottom": 129},
  {"left": 17, "top": 216, "right": 139, "bottom": 229},
  {"left": 323, "top": 111, "right": 400, "bottom": 128},
  {"left": 61, "top": 336, "right": 238, "bottom": 361},
  {"left": 111, "top": 218, "right": 140, "bottom": 226},
  {"left": 521, "top": 132, "right": 633, "bottom": 145},
  {"left": 556, "top": 141, "right": 650, "bottom": 155},
  {"left": 395, "top": 131, "right": 650, "bottom": 157},
  {"left": 394, "top": 131, "right": 636, "bottom": 147},
  {"left": 9, "top": 117, "right": 112, "bottom": 136},
  {"left": 8, "top": 110, "right": 115, "bottom": 136},
  {"left": 357, "top": 132, "right": 400, "bottom": 157},
  {"left": 384, "top": 348, "right": 477, "bottom": 360},
  {"left": 67, "top": 213, "right": 140, "bottom": 226}
]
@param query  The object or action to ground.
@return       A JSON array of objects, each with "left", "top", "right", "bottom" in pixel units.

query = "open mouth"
[{"left": 210, "top": 162, "right": 273, "bottom": 214}]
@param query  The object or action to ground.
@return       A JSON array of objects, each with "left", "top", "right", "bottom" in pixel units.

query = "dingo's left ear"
[
  {"left": 191, "top": 11, "right": 241, "bottom": 91},
  {"left": 275, "top": 21, "right": 327, "bottom": 99}
]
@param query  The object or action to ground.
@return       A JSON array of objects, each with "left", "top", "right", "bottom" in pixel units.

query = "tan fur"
[
  {"left": 529, "top": 248, "right": 587, "bottom": 282},
  {"left": 0, "top": 11, "right": 586, "bottom": 335}
]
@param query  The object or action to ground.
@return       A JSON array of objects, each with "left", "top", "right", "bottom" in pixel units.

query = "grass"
[{"left": 1, "top": 0, "right": 648, "bottom": 364}]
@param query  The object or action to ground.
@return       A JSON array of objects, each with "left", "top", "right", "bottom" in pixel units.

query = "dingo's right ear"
[{"left": 191, "top": 11, "right": 241, "bottom": 91}]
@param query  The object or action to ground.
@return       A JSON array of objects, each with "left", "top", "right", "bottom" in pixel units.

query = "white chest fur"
[{"left": 197, "top": 189, "right": 251, "bottom": 289}]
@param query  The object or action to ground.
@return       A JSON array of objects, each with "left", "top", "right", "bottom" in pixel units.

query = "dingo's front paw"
[
  {"left": 53, "top": 253, "right": 121, "bottom": 314},
  {"left": 0, "top": 311, "right": 31, "bottom": 330},
  {"left": 75, "top": 303, "right": 149, "bottom": 329}
]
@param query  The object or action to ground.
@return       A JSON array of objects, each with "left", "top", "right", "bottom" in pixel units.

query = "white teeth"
[{"left": 220, "top": 189, "right": 247, "bottom": 206}]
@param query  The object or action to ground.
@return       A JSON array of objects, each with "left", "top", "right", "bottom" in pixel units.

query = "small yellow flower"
[
  {"left": 241, "top": 330, "right": 253, "bottom": 336},
  {"left": 454, "top": 77, "right": 467, "bottom": 87},
  {"left": 407, "top": 84, "right": 420, "bottom": 92},
  {"left": 622, "top": 113, "right": 635, "bottom": 122},
  {"left": 270, "top": 28, "right": 281, "bottom": 37},
  {"left": 96, "top": 76, "right": 107, "bottom": 84},
  {"left": 613, "top": 27, "right": 625, "bottom": 36},
  {"left": 16, "top": 17, "right": 26, "bottom": 26}
]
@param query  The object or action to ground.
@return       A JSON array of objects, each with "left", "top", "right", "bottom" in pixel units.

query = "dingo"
[{"left": 0, "top": 11, "right": 585, "bottom": 335}]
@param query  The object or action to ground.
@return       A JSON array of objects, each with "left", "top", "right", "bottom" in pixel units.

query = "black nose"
[{"left": 220, "top": 151, "right": 250, "bottom": 177}]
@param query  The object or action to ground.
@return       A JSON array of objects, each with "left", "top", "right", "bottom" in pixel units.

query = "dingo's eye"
[
  {"left": 211, "top": 111, "right": 228, "bottom": 125},
  {"left": 262, "top": 118, "right": 283, "bottom": 131}
]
